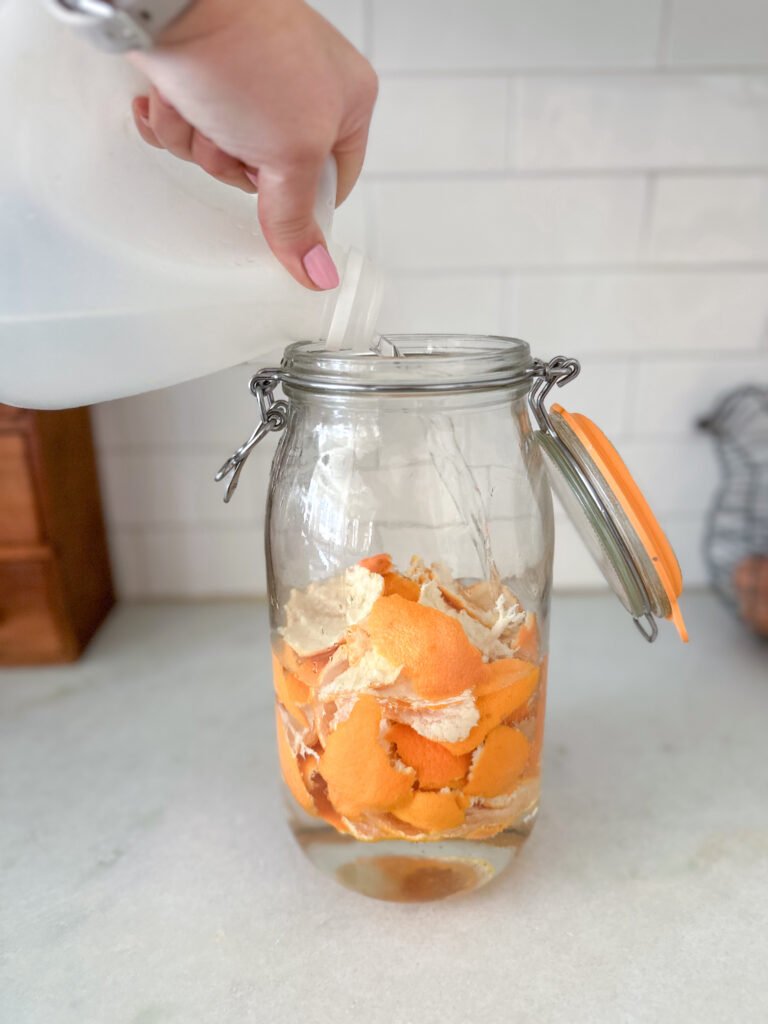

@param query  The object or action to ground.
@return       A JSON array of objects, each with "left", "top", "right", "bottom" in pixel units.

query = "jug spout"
[{"left": 324, "top": 248, "right": 385, "bottom": 352}]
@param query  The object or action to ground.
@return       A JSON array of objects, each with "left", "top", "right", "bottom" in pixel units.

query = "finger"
[
  {"left": 148, "top": 87, "right": 194, "bottom": 162},
  {"left": 257, "top": 162, "right": 339, "bottom": 290},
  {"left": 190, "top": 131, "right": 258, "bottom": 193},
  {"left": 333, "top": 128, "right": 370, "bottom": 206},
  {"left": 132, "top": 96, "right": 163, "bottom": 149}
]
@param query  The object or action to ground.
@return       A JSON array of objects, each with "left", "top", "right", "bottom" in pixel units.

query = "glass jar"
[
  {"left": 265, "top": 335, "right": 551, "bottom": 901},
  {"left": 218, "top": 333, "right": 686, "bottom": 902}
]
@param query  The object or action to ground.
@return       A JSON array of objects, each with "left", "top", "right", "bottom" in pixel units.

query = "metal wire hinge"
[
  {"left": 215, "top": 369, "right": 287, "bottom": 503},
  {"left": 529, "top": 355, "right": 581, "bottom": 434}
]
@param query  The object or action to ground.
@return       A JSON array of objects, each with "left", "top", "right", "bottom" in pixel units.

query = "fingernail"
[
  {"left": 244, "top": 169, "right": 259, "bottom": 188},
  {"left": 139, "top": 113, "right": 151, "bottom": 128},
  {"left": 302, "top": 243, "right": 339, "bottom": 290}
]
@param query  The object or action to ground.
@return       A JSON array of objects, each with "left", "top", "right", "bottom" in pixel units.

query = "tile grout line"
[
  {"left": 377, "top": 263, "right": 768, "bottom": 277},
  {"left": 360, "top": 168, "right": 768, "bottom": 183},
  {"left": 655, "top": 0, "right": 674, "bottom": 69},
  {"left": 372, "top": 65, "right": 768, "bottom": 79}
]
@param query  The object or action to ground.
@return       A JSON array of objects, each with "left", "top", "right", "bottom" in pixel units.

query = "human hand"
[{"left": 129, "top": 0, "right": 378, "bottom": 289}]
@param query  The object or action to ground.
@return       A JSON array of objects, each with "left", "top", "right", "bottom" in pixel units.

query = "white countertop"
[{"left": 2, "top": 592, "right": 767, "bottom": 1024}]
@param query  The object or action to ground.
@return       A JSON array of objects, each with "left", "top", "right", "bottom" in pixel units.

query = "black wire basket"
[{"left": 699, "top": 385, "right": 768, "bottom": 638}]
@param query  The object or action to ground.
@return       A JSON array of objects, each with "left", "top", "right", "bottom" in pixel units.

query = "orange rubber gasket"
[{"left": 551, "top": 403, "right": 688, "bottom": 643}]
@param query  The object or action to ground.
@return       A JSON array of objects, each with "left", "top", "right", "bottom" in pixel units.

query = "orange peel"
[
  {"left": 310, "top": 777, "right": 349, "bottom": 834},
  {"left": 479, "top": 678, "right": 539, "bottom": 727},
  {"left": 358, "top": 552, "right": 420, "bottom": 601},
  {"left": 358, "top": 553, "right": 394, "bottom": 574},
  {"left": 437, "top": 716, "right": 493, "bottom": 757},
  {"left": 275, "top": 707, "right": 317, "bottom": 816},
  {"left": 464, "top": 725, "right": 530, "bottom": 799},
  {"left": 363, "top": 594, "right": 486, "bottom": 700},
  {"left": 277, "top": 642, "right": 334, "bottom": 691},
  {"left": 474, "top": 657, "right": 539, "bottom": 697},
  {"left": 440, "top": 664, "right": 540, "bottom": 756},
  {"left": 386, "top": 722, "right": 471, "bottom": 790},
  {"left": 318, "top": 694, "right": 415, "bottom": 818},
  {"left": 382, "top": 572, "right": 421, "bottom": 602},
  {"left": 272, "top": 653, "right": 311, "bottom": 726},
  {"left": 392, "top": 790, "right": 466, "bottom": 833}
]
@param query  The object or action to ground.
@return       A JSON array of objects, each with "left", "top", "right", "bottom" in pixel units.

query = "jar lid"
[{"left": 531, "top": 358, "right": 688, "bottom": 643}]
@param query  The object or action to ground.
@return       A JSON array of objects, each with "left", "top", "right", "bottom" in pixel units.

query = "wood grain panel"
[
  {"left": 0, "top": 560, "right": 74, "bottom": 664},
  {"left": 0, "top": 404, "right": 114, "bottom": 665},
  {"left": 0, "top": 434, "right": 42, "bottom": 544}
]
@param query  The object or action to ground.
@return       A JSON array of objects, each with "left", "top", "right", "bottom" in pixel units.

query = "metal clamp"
[
  {"left": 529, "top": 355, "right": 581, "bottom": 435},
  {"left": 215, "top": 370, "right": 287, "bottom": 503}
]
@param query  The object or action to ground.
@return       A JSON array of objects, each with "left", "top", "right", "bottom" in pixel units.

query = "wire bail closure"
[
  {"left": 214, "top": 370, "right": 287, "bottom": 503},
  {"left": 529, "top": 355, "right": 581, "bottom": 435},
  {"left": 215, "top": 355, "right": 578, "bottom": 505}
]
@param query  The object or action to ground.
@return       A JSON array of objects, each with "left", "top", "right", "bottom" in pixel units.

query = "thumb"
[{"left": 255, "top": 162, "right": 340, "bottom": 291}]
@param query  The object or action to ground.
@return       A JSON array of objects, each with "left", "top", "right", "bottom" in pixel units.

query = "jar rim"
[{"left": 279, "top": 335, "right": 533, "bottom": 395}]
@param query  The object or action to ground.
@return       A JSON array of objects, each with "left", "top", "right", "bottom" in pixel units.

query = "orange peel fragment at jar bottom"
[{"left": 392, "top": 790, "right": 467, "bottom": 833}]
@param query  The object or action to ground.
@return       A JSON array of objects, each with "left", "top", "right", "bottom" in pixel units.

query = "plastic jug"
[{"left": 0, "top": 0, "right": 383, "bottom": 409}]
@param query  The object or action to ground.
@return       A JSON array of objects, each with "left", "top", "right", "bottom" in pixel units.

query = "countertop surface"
[{"left": 2, "top": 592, "right": 767, "bottom": 1024}]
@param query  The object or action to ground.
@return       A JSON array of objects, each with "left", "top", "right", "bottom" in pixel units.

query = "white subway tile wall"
[
  {"left": 92, "top": 0, "right": 768, "bottom": 599},
  {"left": 662, "top": 0, "right": 768, "bottom": 67}
]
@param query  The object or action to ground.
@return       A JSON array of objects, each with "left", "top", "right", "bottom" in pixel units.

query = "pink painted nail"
[{"left": 302, "top": 243, "right": 339, "bottom": 290}]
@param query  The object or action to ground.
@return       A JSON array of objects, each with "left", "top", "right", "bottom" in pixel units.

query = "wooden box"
[{"left": 0, "top": 404, "right": 114, "bottom": 665}]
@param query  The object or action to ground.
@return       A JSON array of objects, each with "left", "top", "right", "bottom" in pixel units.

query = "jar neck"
[
  {"left": 278, "top": 335, "right": 533, "bottom": 398},
  {"left": 282, "top": 383, "right": 532, "bottom": 417}
]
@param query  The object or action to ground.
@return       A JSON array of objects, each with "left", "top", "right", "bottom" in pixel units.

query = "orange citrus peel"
[
  {"left": 318, "top": 694, "right": 415, "bottom": 819},
  {"left": 392, "top": 790, "right": 466, "bottom": 833},
  {"left": 363, "top": 594, "right": 486, "bottom": 700},
  {"left": 386, "top": 721, "right": 471, "bottom": 790},
  {"left": 464, "top": 725, "right": 530, "bottom": 799},
  {"left": 275, "top": 708, "right": 317, "bottom": 817},
  {"left": 272, "top": 653, "right": 311, "bottom": 726},
  {"left": 273, "top": 555, "right": 546, "bottom": 841}
]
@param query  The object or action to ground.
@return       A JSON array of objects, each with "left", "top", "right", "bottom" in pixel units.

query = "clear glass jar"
[{"left": 265, "top": 336, "right": 553, "bottom": 902}]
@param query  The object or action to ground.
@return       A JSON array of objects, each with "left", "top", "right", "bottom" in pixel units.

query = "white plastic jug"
[{"left": 0, "top": 0, "right": 383, "bottom": 409}]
